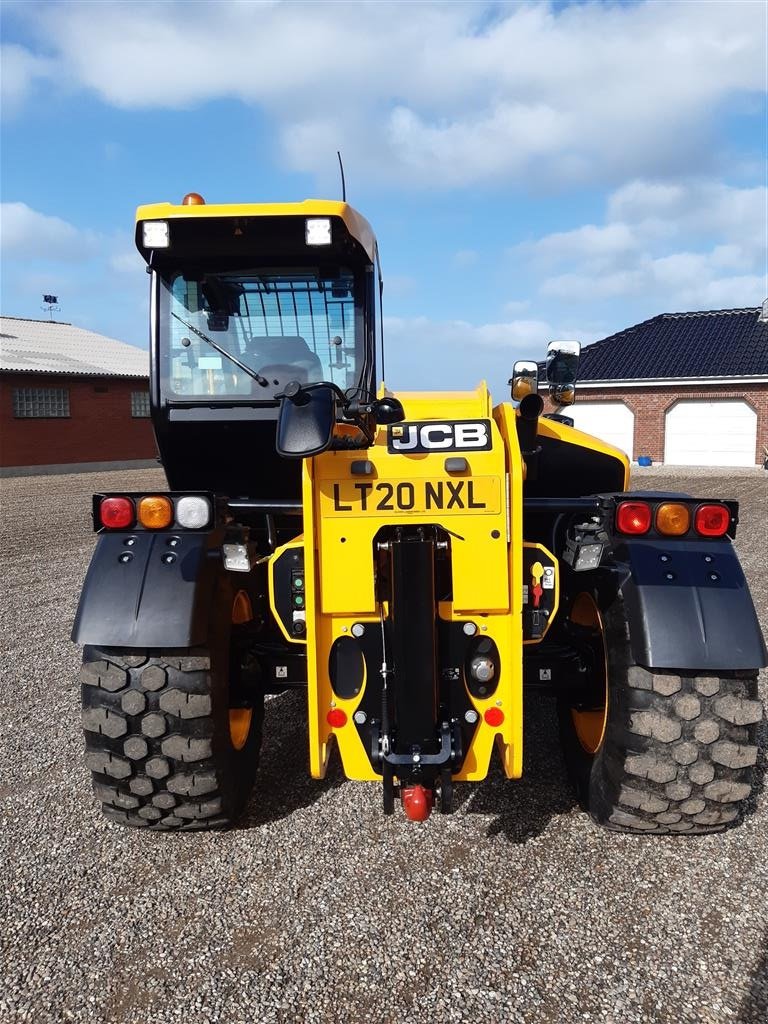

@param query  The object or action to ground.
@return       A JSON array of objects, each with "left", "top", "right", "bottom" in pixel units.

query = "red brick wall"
[
  {"left": 0, "top": 373, "right": 157, "bottom": 467},
  {"left": 542, "top": 382, "right": 768, "bottom": 464}
]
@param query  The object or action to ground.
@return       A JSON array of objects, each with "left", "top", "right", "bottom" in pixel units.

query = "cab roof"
[{"left": 135, "top": 198, "right": 377, "bottom": 264}]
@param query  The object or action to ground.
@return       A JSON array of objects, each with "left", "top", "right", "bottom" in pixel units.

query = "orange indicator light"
[
  {"left": 137, "top": 495, "right": 173, "bottom": 529},
  {"left": 656, "top": 503, "right": 691, "bottom": 536}
]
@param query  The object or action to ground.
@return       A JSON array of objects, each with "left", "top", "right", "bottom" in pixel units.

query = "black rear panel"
[
  {"left": 155, "top": 415, "right": 302, "bottom": 498},
  {"left": 526, "top": 434, "right": 625, "bottom": 498}
]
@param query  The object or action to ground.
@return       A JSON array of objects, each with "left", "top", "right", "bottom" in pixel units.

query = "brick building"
[
  {"left": 546, "top": 305, "right": 768, "bottom": 466},
  {"left": 0, "top": 316, "right": 157, "bottom": 474}
]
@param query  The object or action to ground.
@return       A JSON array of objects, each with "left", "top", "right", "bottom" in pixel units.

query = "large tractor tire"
[
  {"left": 79, "top": 587, "right": 263, "bottom": 830},
  {"left": 558, "top": 592, "right": 762, "bottom": 834}
]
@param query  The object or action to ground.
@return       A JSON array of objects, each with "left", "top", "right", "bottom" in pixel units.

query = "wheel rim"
[
  {"left": 569, "top": 593, "right": 608, "bottom": 755},
  {"left": 228, "top": 708, "right": 253, "bottom": 751},
  {"left": 229, "top": 591, "right": 253, "bottom": 751}
]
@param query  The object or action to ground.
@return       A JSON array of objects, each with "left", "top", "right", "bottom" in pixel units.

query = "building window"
[
  {"left": 13, "top": 387, "right": 70, "bottom": 418},
  {"left": 131, "top": 391, "right": 151, "bottom": 417}
]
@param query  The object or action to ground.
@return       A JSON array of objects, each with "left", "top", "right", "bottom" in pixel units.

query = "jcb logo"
[{"left": 387, "top": 420, "right": 492, "bottom": 454}]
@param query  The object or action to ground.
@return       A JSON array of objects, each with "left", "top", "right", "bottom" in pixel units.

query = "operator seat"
[{"left": 245, "top": 335, "right": 323, "bottom": 390}]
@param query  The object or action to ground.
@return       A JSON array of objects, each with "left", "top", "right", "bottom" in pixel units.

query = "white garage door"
[
  {"left": 664, "top": 400, "right": 757, "bottom": 466},
  {"left": 569, "top": 401, "right": 634, "bottom": 458}
]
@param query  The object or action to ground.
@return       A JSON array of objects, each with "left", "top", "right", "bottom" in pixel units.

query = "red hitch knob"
[{"left": 401, "top": 784, "right": 434, "bottom": 822}]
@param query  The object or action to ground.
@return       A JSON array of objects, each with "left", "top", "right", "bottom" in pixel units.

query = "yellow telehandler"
[{"left": 73, "top": 195, "right": 765, "bottom": 831}]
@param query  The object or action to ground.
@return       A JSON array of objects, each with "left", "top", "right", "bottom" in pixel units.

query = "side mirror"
[
  {"left": 276, "top": 381, "right": 336, "bottom": 458},
  {"left": 370, "top": 396, "right": 405, "bottom": 424},
  {"left": 545, "top": 340, "right": 581, "bottom": 385},
  {"left": 509, "top": 360, "right": 539, "bottom": 402},
  {"left": 549, "top": 382, "right": 576, "bottom": 407}
]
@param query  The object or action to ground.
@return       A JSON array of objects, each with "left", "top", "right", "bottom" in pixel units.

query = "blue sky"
[{"left": 1, "top": 0, "right": 766, "bottom": 399}]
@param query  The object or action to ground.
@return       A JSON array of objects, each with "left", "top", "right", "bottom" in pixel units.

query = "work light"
[
  {"left": 142, "top": 221, "right": 170, "bottom": 248},
  {"left": 305, "top": 218, "right": 331, "bottom": 245}
]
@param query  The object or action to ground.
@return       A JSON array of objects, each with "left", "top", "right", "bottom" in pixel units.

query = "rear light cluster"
[
  {"left": 615, "top": 500, "right": 731, "bottom": 538},
  {"left": 95, "top": 493, "right": 212, "bottom": 531}
]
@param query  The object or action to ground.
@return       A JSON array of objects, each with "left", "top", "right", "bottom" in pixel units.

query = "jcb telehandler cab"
[{"left": 73, "top": 195, "right": 765, "bottom": 832}]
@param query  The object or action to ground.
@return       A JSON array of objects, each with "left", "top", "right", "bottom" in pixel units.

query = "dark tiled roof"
[{"left": 575, "top": 307, "right": 767, "bottom": 381}]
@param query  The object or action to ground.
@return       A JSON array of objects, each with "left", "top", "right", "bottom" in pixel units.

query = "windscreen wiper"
[{"left": 171, "top": 312, "right": 270, "bottom": 388}]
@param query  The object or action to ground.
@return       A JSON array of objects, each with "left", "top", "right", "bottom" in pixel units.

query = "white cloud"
[
  {"left": 607, "top": 180, "right": 767, "bottom": 257},
  {"left": 4, "top": 0, "right": 765, "bottom": 187},
  {"left": 0, "top": 43, "right": 56, "bottom": 114},
  {"left": 524, "top": 223, "right": 640, "bottom": 270},
  {"left": 541, "top": 270, "right": 644, "bottom": 302},
  {"left": 0, "top": 206, "right": 141, "bottom": 275},
  {"left": 386, "top": 315, "right": 550, "bottom": 351},
  {"left": 383, "top": 314, "right": 597, "bottom": 395},
  {"left": 524, "top": 178, "right": 767, "bottom": 310},
  {"left": 0, "top": 202, "right": 99, "bottom": 260},
  {"left": 541, "top": 257, "right": 764, "bottom": 309}
]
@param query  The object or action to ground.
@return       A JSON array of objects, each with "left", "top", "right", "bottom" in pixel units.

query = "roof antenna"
[{"left": 337, "top": 151, "right": 346, "bottom": 203}]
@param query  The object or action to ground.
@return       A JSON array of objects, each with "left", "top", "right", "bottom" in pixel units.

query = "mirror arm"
[
  {"left": 338, "top": 412, "right": 376, "bottom": 446},
  {"left": 276, "top": 380, "right": 349, "bottom": 406},
  {"left": 277, "top": 380, "right": 376, "bottom": 449}
]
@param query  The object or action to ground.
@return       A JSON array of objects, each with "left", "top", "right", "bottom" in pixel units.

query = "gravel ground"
[{"left": 1, "top": 466, "right": 766, "bottom": 1024}]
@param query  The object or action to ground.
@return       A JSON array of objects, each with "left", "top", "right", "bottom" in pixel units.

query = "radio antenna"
[{"left": 337, "top": 151, "right": 347, "bottom": 203}]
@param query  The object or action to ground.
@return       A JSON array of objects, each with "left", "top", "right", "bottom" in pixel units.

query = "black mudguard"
[
  {"left": 71, "top": 529, "right": 225, "bottom": 648},
  {"left": 616, "top": 538, "right": 767, "bottom": 672}
]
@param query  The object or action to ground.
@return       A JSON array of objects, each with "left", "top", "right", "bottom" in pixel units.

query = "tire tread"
[{"left": 81, "top": 646, "right": 262, "bottom": 831}]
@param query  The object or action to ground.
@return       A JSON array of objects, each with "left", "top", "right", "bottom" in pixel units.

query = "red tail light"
[
  {"left": 616, "top": 501, "right": 652, "bottom": 535},
  {"left": 99, "top": 497, "right": 135, "bottom": 530},
  {"left": 694, "top": 504, "right": 730, "bottom": 537}
]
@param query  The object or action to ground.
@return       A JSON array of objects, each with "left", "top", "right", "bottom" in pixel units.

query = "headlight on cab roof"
[
  {"left": 142, "top": 220, "right": 170, "bottom": 248},
  {"left": 175, "top": 495, "right": 211, "bottom": 529},
  {"left": 305, "top": 217, "right": 331, "bottom": 246}
]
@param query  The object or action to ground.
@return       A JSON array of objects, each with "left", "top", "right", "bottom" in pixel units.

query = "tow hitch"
[{"left": 401, "top": 785, "right": 433, "bottom": 821}]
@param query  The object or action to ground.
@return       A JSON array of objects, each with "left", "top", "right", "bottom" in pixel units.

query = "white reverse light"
[
  {"left": 305, "top": 217, "right": 331, "bottom": 246},
  {"left": 175, "top": 496, "right": 211, "bottom": 529},
  {"left": 142, "top": 220, "right": 170, "bottom": 248}
]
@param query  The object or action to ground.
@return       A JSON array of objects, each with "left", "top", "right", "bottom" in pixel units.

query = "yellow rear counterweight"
[{"left": 296, "top": 383, "right": 525, "bottom": 784}]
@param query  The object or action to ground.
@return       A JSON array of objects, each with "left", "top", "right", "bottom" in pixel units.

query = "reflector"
[
  {"left": 484, "top": 707, "right": 504, "bottom": 727},
  {"left": 137, "top": 495, "right": 173, "bottom": 530},
  {"left": 656, "top": 502, "right": 691, "bottom": 536},
  {"left": 99, "top": 497, "right": 134, "bottom": 530},
  {"left": 695, "top": 504, "right": 730, "bottom": 537},
  {"left": 326, "top": 708, "right": 347, "bottom": 728},
  {"left": 616, "top": 501, "right": 652, "bottom": 535}
]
